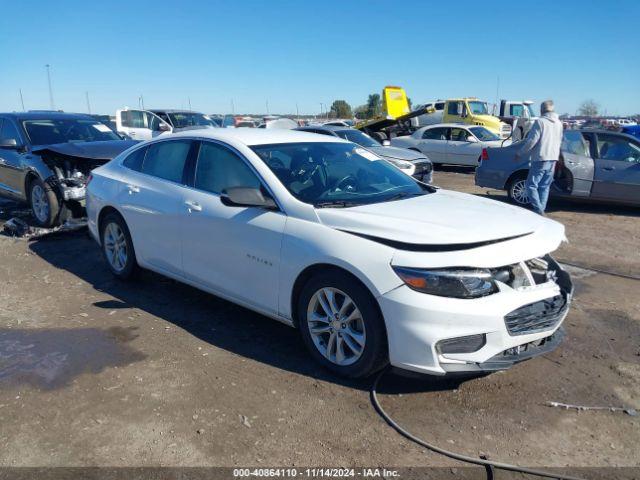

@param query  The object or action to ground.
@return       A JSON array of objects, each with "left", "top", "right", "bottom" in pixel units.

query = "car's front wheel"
[
  {"left": 297, "top": 271, "right": 388, "bottom": 378},
  {"left": 507, "top": 173, "right": 530, "bottom": 205},
  {"left": 100, "top": 212, "right": 138, "bottom": 280},
  {"left": 29, "top": 178, "right": 62, "bottom": 227}
]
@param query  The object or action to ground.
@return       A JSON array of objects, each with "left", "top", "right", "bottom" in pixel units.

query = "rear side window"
[
  {"left": 122, "top": 147, "right": 147, "bottom": 171},
  {"left": 195, "top": 142, "right": 261, "bottom": 194},
  {"left": 447, "top": 102, "right": 462, "bottom": 115},
  {"left": 0, "top": 119, "right": 21, "bottom": 145},
  {"left": 142, "top": 140, "right": 191, "bottom": 183},
  {"left": 423, "top": 127, "right": 448, "bottom": 140},
  {"left": 121, "top": 110, "right": 146, "bottom": 128}
]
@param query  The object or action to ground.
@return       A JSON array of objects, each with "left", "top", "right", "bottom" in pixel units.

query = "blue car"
[{"left": 622, "top": 125, "right": 640, "bottom": 140}]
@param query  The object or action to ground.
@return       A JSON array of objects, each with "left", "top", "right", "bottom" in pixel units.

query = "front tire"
[
  {"left": 28, "top": 178, "right": 62, "bottom": 227},
  {"left": 100, "top": 212, "right": 139, "bottom": 280},
  {"left": 507, "top": 173, "right": 530, "bottom": 205},
  {"left": 297, "top": 272, "right": 388, "bottom": 378}
]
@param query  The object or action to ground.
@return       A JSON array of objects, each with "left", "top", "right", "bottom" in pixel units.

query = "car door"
[
  {"left": 591, "top": 132, "right": 640, "bottom": 202},
  {"left": 446, "top": 127, "right": 482, "bottom": 166},
  {"left": 418, "top": 127, "right": 448, "bottom": 164},
  {"left": 181, "top": 140, "right": 286, "bottom": 315},
  {"left": 117, "top": 139, "right": 196, "bottom": 277},
  {"left": 0, "top": 117, "right": 28, "bottom": 198},
  {"left": 559, "top": 130, "right": 594, "bottom": 197},
  {"left": 116, "top": 110, "right": 155, "bottom": 140}
]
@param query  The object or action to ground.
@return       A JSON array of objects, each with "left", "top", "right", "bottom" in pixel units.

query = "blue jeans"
[{"left": 526, "top": 161, "right": 555, "bottom": 214}]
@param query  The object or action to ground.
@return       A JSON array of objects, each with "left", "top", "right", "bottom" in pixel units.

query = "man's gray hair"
[{"left": 541, "top": 100, "right": 555, "bottom": 114}]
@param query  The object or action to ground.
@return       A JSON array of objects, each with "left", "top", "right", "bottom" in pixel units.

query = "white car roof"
[
  {"left": 422, "top": 123, "right": 475, "bottom": 129},
  {"left": 165, "top": 128, "right": 346, "bottom": 146}
]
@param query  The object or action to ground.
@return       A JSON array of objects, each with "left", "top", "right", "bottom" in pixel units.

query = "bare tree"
[{"left": 578, "top": 99, "right": 599, "bottom": 117}]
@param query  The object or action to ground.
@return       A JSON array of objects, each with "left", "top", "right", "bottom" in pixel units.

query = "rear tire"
[
  {"left": 100, "top": 212, "right": 139, "bottom": 280},
  {"left": 507, "top": 172, "right": 530, "bottom": 205},
  {"left": 28, "top": 177, "right": 62, "bottom": 228},
  {"left": 297, "top": 271, "right": 388, "bottom": 378}
]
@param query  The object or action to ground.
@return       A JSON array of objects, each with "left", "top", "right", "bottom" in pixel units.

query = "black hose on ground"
[
  {"left": 557, "top": 260, "right": 640, "bottom": 282},
  {"left": 370, "top": 367, "right": 586, "bottom": 480}
]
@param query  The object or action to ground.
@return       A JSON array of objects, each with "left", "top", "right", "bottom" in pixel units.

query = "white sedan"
[
  {"left": 391, "top": 123, "right": 506, "bottom": 166},
  {"left": 87, "top": 129, "right": 572, "bottom": 378}
]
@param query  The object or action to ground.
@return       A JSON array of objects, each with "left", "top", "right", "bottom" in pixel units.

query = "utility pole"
[
  {"left": 188, "top": 97, "right": 192, "bottom": 111},
  {"left": 19, "top": 89, "right": 25, "bottom": 111},
  {"left": 494, "top": 76, "right": 500, "bottom": 112},
  {"left": 45, "top": 64, "right": 55, "bottom": 110},
  {"left": 296, "top": 102, "right": 299, "bottom": 118},
  {"left": 319, "top": 102, "right": 324, "bottom": 119},
  {"left": 139, "top": 94, "right": 145, "bottom": 110},
  {"left": 266, "top": 100, "right": 269, "bottom": 115},
  {"left": 230, "top": 99, "right": 235, "bottom": 114},
  {"left": 85, "top": 91, "right": 91, "bottom": 114}
]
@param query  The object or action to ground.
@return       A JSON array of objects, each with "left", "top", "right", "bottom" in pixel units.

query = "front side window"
[
  {"left": 22, "top": 118, "right": 121, "bottom": 145},
  {"left": 422, "top": 127, "right": 448, "bottom": 140},
  {"left": 251, "top": 142, "right": 426, "bottom": 206},
  {"left": 447, "top": 102, "right": 462, "bottom": 115},
  {"left": 0, "top": 119, "right": 21, "bottom": 145},
  {"left": 597, "top": 134, "right": 640, "bottom": 162},
  {"left": 141, "top": 140, "right": 191, "bottom": 183},
  {"left": 562, "top": 131, "right": 590, "bottom": 157},
  {"left": 469, "top": 127, "right": 499, "bottom": 141},
  {"left": 122, "top": 147, "right": 147, "bottom": 171},
  {"left": 468, "top": 101, "right": 488, "bottom": 115},
  {"left": 168, "top": 112, "right": 216, "bottom": 129},
  {"left": 195, "top": 142, "right": 261, "bottom": 194},
  {"left": 121, "top": 110, "right": 146, "bottom": 128},
  {"left": 450, "top": 128, "right": 470, "bottom": 142}
]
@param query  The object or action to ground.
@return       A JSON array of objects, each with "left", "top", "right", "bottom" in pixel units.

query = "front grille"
[{"left": 504, "top": 294, "right": 568, "bottom": 336}]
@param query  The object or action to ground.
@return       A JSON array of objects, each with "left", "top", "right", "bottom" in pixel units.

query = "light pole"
[
  {"left": 85, "top": 91, "right": 91, "bottom": 114},
  {"left": 319, "top": 103, "right": 324, "bottom": 119},
  {"left": 45, "top": 64, "right": 55, "bottom": 110},
  {"left": 19, "top": 89, "right": 25, "bottom": 111}
]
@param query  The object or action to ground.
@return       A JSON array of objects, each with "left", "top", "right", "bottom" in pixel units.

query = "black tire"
[
  {"left": 28, "top": 177, "right": 63, "bottom": 227},
  {"left": 297, "top": 271, "right": 388, "bottom": 378},
  {"left": 507, "top": 172, "right": 530, "bottom": 205},
  {"left": 99, "top": 212, "right": 139, "bottom": 280}
]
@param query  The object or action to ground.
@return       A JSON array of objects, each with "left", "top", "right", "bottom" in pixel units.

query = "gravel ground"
[{"left": 0, "top": 170, "right": 638, "bottom": 476}]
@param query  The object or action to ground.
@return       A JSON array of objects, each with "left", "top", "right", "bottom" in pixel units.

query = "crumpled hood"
[
  {"left": 316, "top": 189, "right": 555, "bottom": 246},
  {"left": 33, "top": 140, "right": 139, "bottom": 160},
  {"left": 368, "top": 145, "right": 429, "bottom": 163}
]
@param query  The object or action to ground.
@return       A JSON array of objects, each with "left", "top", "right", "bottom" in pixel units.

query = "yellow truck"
[{"left": 413, "top": 97, "right": 512, "bottom": 139}]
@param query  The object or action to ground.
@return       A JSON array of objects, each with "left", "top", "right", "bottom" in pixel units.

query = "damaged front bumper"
[{"left": 380, "top": 256, "right": 574, "bottom": 376}]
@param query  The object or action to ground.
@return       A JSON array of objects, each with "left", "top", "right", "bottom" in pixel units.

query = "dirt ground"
[{"left": 0, "top": 169, "right": 638, "bottom": 476}]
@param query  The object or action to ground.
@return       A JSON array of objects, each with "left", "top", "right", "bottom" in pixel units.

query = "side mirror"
[
  {"left": 220, "top": 187, "right": 277, "bottom": 210},
  {"left": 157, "top": 123, "right": 171, "bottom": 132},
  {"left": 0, "top": 138, "right": 20, "bottom": 149},
  {"left": 381, "top": 139, "right": 391, "bottom": 146},
  {"left": 466, "top": 135, "right": 478, "bottom": 143}
]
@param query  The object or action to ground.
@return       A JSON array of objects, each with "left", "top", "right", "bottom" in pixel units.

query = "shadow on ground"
[{"left": 27, "top": 233, "right": 467, "bottom": 394}]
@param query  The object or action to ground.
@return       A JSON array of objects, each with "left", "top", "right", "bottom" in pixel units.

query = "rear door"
[
  {"left": 446, "top": 127, "right": 482, "bottom": 166},
  {"left": 418, "top": 127, "right": 448, "bottom": 164},
  {"left": 591, "top": 132, "right": 640, "bottom": 202},
  {"left": 117, "top": 139, "right": 196, "bottom": 276},
  {"left": 559, "top": 130, "right": 595, "bottom": 197}
]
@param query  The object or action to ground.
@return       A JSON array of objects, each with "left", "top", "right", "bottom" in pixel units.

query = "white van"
[{"left": 115, "top": 109, "right": 217, "bottom": 140}]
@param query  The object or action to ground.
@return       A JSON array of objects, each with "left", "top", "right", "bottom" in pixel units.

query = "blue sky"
[{"left": 1, "top": 0, "right": 638, "bottom": 116}]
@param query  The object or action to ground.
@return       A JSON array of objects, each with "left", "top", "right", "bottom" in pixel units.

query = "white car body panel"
[{"left": 87, "top": 129, "right": 571, "bottom": 375}]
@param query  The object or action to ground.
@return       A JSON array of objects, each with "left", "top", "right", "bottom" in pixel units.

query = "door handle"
[
  {"left": 185, "top": 200, "right": 202, "bottom": 212},
  {"left": 126, "top": 184, "right": 140, "bottom": 194},
  {"left": 603, "top": 166, "right": 615, "bottom": 171},
  {"left": 566, "top": 160, "right": 577, "bottom": 165}
]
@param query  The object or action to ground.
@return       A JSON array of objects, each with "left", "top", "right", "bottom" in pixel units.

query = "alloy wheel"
[
  {"left": 306, "top": 287, "right": 366, "bottom": 366},
  {"left": 31, "top": 184, "right": 49, "bottom": 223},
  {"left": 511, "top": 179, "right": 529, "bottom": 205},
  {"left": 103, "top": 222, "right": 128, "bottom": 272}
]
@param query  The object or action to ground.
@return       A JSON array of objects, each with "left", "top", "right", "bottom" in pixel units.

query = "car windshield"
[
  {"left": 251, "top": 142, "right": 426, "bottom": 207},
  {"left": 469, "top": 127, "right": 500, "bottom": 141},
  {"left": 167, "top": 112, "right": 216, "bottom": 128},
  {"left": 468, "top": 101, "right": 488, "bottom": 115},
  {"left": 334, "top": 129, "right": 380, "bottom": 147},
  {"left": 22, "top": 118, "right": 121, "bottom": 146}
]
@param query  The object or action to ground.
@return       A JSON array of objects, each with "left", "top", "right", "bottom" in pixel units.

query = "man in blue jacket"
[{"left": 515, "top": 100, "right": 564, "bottom": 215}]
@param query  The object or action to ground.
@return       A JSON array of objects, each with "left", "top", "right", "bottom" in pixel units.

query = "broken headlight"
[{"left": 393, "top": 267, "right": 498, "bottom": 299}]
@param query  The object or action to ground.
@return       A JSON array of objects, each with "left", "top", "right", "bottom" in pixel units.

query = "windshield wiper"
[
  {"left": 383, "top": 192, "right": 426, "bottom": 202},
  {"left": 314, "top": 200, "right": 358, "bottom": 208}
]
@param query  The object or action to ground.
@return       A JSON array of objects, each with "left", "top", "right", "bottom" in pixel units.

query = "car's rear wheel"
[
  {"left": 297, "top": 271, "right": 388, "bottom": 378},
  {"left": 100, "top": 212, "right": 138, "bottom": 280},
  {"left": 507, "top": 173, "right": 530, "bottom": 205},
  {"left": 28, "top": 178, "right": 62, "bottom": 227}
]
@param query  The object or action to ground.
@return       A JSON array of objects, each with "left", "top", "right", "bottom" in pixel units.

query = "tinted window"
[
  {"left": 597, "top": 134, "right": 640, "bottom": 162},
  {"left": 22, "top": 118, "right": 120, "bottom": 145},
  {"left": 122, "top": 147, "right": 147, "bottom": 171},
  {"left": 447, "top": 102, "right": 461, "bottom": 115},
  {"left": 435, "top": 102, "right": 445, "bottom": 110},
  {"left": 422, "top": 127, "right": 448, "bottom": 140},
  {"left": 0, "top": 119, "right": 21, "bottom": 145},
  {"left": 510, "top": 104, "right": 524, "bottom": 116},
  {"left": 142, "top": 140, "right": 191, "bottom": 183},
  {"left": 121, "top": 110, "right": 146, "bottom": 128},
  {"left": 195, "top": 142, "right": 260, "bottom": 194}
]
